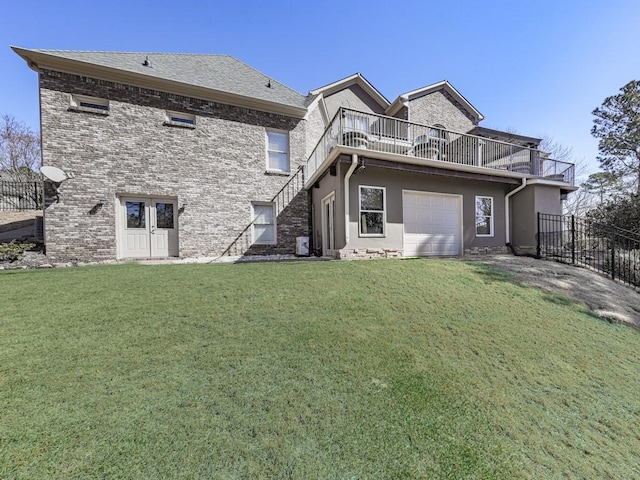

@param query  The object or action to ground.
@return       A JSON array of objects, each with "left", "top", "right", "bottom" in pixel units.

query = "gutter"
[
  {"left": 505, "top": 177, "right": 527, "bottom": 244},
  {"left": 344, "top": 154, "right": 358, "bottom": 246}
]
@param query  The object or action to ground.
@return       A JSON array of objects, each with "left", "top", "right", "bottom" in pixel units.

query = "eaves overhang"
[
  {"left": 527, "top": 178, "right": 579, "bottom": 192},
  {"left": 304, "top": 145, "right": 537, "bottom": 190},
  {"left": 12, "top": 46, "right": 309, "bottom": 119}
]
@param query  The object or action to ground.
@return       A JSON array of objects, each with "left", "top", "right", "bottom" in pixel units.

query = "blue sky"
[{"left": 2, "top": 0, "right": 639, "bottom": 179}]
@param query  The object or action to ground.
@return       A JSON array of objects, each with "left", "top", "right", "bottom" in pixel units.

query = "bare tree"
[
  {"left": 0, "top": 114, "right": 41, "bottom": 182},
  {"left": 537, "top": 135, "right": 598, "bottom": 216},
  {"left": 539, "top": 135, "right": 574, "bottom": 164},
  {"left": 562, "top": 184, "right": 597, "bottom": 217}
]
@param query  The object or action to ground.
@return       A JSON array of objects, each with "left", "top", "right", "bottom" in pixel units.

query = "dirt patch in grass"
[{"left": 464, "top": 254, "right": 640, "bottom": 328}]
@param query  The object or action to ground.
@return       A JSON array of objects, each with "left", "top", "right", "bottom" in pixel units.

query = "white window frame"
[
  {"left": 69, "top": 94, "right": 109, "bottom": 115},
  {"left": 359, "top": 185, "right": 386, "bottom": 237},
  {"left": 266, "top": 129, "right": 290, "bottom": 173},
  {"left": 251, "top": 202, "right": 277, "bottom": 245},
  {"left": 164, "top": 110, "right": 196, "bottom": 128},
  {"left": 475, "top": 196, "right": 494, "bottom": 237}
]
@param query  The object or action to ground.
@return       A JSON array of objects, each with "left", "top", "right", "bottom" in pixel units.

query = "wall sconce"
[{"left": 88, "top": 197, "right": 107, "bottom": 215}]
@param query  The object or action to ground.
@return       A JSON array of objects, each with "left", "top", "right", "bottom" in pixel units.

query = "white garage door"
[{"left": 403, "top": 191, "right": 462, "bottom": 256}]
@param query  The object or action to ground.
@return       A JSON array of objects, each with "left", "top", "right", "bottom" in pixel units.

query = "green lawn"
[{"left": 1, "top": 259, "right": 639, "bottom": 479}]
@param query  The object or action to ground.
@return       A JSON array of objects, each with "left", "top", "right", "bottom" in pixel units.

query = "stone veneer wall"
[
  {"left": 338, "top": 245, "right": 509, "bottom": 259},
  {"left": 39, "top": 70, "right": 309, "bottom": 259},
  {"left": 408, "top": 90, "right": 477, "bottom": 133},
  {"left": 304, "top": 101, "right": 326, "bottom": 158}
]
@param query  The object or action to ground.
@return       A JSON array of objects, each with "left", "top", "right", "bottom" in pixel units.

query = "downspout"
[
  {"left": 505, "top": 177, "right": 527, "bottom": 245},
  {"left": 344, "top": 153, "right": 358, "bottom": 247}
]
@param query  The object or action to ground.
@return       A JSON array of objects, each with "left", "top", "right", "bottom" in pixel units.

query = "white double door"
[{"left": 119, "top": 197, "right": 179, "bottom": 258}]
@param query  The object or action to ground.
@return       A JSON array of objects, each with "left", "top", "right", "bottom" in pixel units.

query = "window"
[
  {"left": 266, "top": 130, "right": 289, "bottom": 172},
  {"left": 359, "top": 186, "right": 385, "bottom": 236},
  {"left": 429, "top": 124, "right": 448, "bottom": 140},
  {"left": 164, "top": 110, "right": 196, "bottom": 128},
  {"left": 343, "top": 111, "right": 369, "bottom": 133},
  {"left": 69, "top": 94, "right": 109, "bottom": 114},
  {"left": 155, "top": 203, "right": 175, "bottom": 229},
  {"left": 252, "top": 203, "right": 276, "bottom": 245},
  {"left": 126, "top": 201, "right": 145, "bottom": 229},
  {"left": 475, "top": 196, "right": 494, "bottom": 237}
]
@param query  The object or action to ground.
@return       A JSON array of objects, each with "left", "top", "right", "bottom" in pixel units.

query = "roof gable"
[
  {"left": 310, "top": 73, "right": 390, "bottom": 110},
  {"left": 387, "top": 80, "right": 484, "bottom": 122}
]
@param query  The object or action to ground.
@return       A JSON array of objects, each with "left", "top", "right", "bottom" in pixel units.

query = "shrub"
[{"left": 0, "top": 240, "right": 35, "bottom": 262}]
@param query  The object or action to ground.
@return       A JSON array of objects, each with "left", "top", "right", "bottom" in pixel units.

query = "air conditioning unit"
[{"left": 296, "top": 236, "right": 309, "bottom": 256}]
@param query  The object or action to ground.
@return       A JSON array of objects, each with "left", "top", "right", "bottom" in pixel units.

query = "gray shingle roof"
[{"left": 26, "top": 49, "right": 308, "bottom": 110}]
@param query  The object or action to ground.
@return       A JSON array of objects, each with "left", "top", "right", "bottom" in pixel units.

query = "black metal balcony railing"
[{"left": 305, "top": 108, "right": 575, "bottom": 185}]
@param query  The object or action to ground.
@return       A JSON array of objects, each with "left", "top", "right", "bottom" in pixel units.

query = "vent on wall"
[
  {"left": 69, "top": 94, "right": 110, "bottom": 114},
  {"left": 164, "top": 110, "right": 196, "bottom": 128}
]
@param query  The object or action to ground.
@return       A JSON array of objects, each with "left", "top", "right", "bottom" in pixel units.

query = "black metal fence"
[
  {"left": 0, "top": 181, "right": 42, "bottom": 211},
  {"left": 537, "top": 213, "right": 640, "bottom": 288}
]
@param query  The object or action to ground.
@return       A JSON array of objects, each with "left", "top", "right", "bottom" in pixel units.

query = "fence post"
[
  {"left": 571, "top": 215, "right": 576, "bottom": 264},
  {"left": 610, "top": 226, "right": 615, "bottom": 280},
  {"left": 536, "top": 212, "right": 541, "bottom": 258}
]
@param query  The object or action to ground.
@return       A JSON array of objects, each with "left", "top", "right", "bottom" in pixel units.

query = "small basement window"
[
  {"left": 69, "top": 94, "right": 109, "bottom": 115},
  {"left": 164, "top": 110, "right": 196, "bottom": 128}
]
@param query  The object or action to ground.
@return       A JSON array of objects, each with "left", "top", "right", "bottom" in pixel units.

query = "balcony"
[{"left": 305, "top": 108, "right": 575, "bottom": 186}]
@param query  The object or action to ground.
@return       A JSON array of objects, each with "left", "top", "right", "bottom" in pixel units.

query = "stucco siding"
[
  {"left": 510, "top": 184, "right": 563, "bottom": 251},
  {"left": 39, "top": 70, "right": 309, "bottom": 259},
  {"left": 323, "top": 84, "right": 386, "bottom": 119},
  {"left": 310, "top": 166, "right": 344, "bottom": 254},
  {"left": 342, "top": 165, "right": 510, "bottom": 255}
]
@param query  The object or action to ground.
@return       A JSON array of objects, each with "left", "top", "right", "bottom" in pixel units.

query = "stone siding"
[
  {"left": 464, "top": 245, "right": 510, "bottom": 255},
  {"left": 337, "top": 248, "right": 403, "bottom": 259},
  {"left": 305, "top": 101, "right": 326, "bottom": 158},
  {"left": 408, "top": 90, "right": 477, "bottom": 133},
  {"left": 39, "top": 70, "right": 309, "bottom": 259},
  {"left": 338, "top": 245, "right": 509, "bottom": 259}
]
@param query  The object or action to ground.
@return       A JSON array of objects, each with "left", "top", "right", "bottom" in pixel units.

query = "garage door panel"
[{"left": 403, "top": 191, "right": 461, "bottom": 257}]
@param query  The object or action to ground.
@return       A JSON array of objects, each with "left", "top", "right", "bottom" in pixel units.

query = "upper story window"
[
  {"left": 266, "top": 130, "right": 289, "bottom": 173},
  {"left": 343, "top": 111, "right": 369, "bottom": 133},
  {"left": 359, "top": 185, "right": 386, "bottom": 237},
  {"left": 69, "top": 94, "right": 109, "bottom": 115},
  {"left": 164, "top": 110, "right": 196, "bottom": 129},
  {"left": 429, "top": 124, "right": 448, "bottom": 140},
  {"left": 475, "top": 196, "right": 494, "bottom": 237}
]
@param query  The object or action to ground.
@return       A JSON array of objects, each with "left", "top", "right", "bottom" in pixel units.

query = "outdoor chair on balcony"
[
  {"left": 412, "top": 134, "right": 441, "bottom": 160},
  {"left": 342, "top": 130, "right": 370, "bottom": 149}
]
